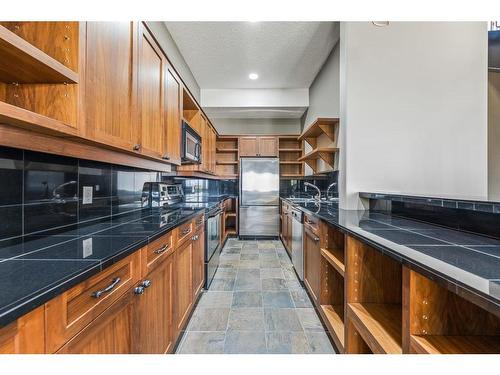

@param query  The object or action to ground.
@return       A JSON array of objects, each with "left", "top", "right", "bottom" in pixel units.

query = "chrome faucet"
[
  {"left": 304, "top": 182, "right": 321, "bottom": 201},
  {"left": 326, "top": 182, "right": 337, "bottom": 201}
]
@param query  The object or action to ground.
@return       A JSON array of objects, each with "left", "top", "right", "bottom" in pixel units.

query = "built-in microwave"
[{"left": 181, "top": 120, "right": 202, "bottom": 164}]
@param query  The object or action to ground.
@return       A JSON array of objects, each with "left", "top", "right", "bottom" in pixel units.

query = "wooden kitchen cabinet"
[
  {"left": 0, "top": 306, "right": 45, "bottom": 354},
  {"left": 239, "top": 136, "right": 277, "bottom": 157},
  {"left": 45, "top": 252, "right": 141, "bottom": 353},
  {"left": 239, "top": 137, "right": 258, "bottom": 156},
  {"left": 192, "top": 227, "right": 205, "bottom": 298},
  {"left": 135, "top": 251, "right": 175, "bottom": 354},
  {"left": 259, "top": 136, "right": 278, "bottom": 156},
  {"left": 56, "top": 290, "right": 136, "bottom": 354},
  {"left": 138, "top": 24, "right": 165, "bottom": 159},
  {"left": 164, "top": 67, "right": 182, "bottom": 165},
  {"left": 173, "top": 238, "right": 194, "bottom": 334},
  {"left": 84, "top": 22, "right": 140, "bottom": 152},
  {"left": 304, "top": 221, "right": 321, "bottom": 304}
]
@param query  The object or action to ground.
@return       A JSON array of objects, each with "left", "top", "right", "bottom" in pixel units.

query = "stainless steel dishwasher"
[{"left": 290, "top": 206, "right": 304, "bottom": 281}]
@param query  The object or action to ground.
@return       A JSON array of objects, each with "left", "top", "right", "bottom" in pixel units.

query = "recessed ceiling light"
[{"left": 249, "top": 73, "right": 259, "bottom": 80}]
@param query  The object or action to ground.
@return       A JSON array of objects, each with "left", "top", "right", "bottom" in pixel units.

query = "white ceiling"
[
  {"left": 165, "top": 22, "right": 339, "bottom": 89},
  {"left": 203, "top": 107, "right": 307, "bottom": 119}
]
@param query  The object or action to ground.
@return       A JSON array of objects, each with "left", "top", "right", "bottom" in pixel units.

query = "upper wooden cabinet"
[
  {"left": 84, "top": 22, "right": 140, "bottom": 151},
  {"left": 138, "top": 24, "right": 165, "bottom": 159},
  {"left": 164, "top": 67, "right": 182, "bottom": 165},
  {"left": 239, "top": 136, "right": 277, "bottom": 157}
]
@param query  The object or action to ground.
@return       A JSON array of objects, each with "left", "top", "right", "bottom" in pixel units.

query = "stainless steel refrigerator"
[{"left": 239, "top": 157, "right": 280, "bottom": 237}]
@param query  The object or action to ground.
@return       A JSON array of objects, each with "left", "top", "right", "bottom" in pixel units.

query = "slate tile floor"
[{"left": 176, "top": 239, "right": 335, "bottom": 354}]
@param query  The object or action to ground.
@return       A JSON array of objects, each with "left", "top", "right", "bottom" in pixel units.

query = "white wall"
[
  {"left": 213, "top": 118, "right": 301, "bottom": 135},
  {"left": 489, "top": 72, "right": 500, "bottom": 200},
  {"left": 339, "top": 22, "right": 488, "bottom": 210},
  {"left": 201, "top": 89, "right": 308, "bottom": 108},
  {"left": 146, "top": 22, "right": 201, "bottom": 101},
  {"left": 302, "top": 42, "right": 341, "bottom": 175}
]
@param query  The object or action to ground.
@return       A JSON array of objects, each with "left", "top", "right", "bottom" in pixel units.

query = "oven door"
[{"left": 206, "top": 212, "right": 221, "bottom": 261}]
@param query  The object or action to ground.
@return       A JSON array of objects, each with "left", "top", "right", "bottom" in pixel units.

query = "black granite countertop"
[
  {"left": 281, "top": 198, "right": 500, "bottom": 308},
  {"left": 0, "top": 198, "right": 225, "bottom": 327}
]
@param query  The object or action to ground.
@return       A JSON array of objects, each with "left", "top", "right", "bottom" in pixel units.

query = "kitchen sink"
[{"left": 286, "top": 197, "right": 317, "bottom": 203}]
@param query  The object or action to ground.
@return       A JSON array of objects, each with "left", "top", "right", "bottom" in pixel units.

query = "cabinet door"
[
  {"left": 85, "top": 22, "right": 140, "bottom": 151},
  {"left": 56, "top": 291, "right": 135, "bottom": 354},
  {"left": 258, "top": 137, "right": 278, "bottom": 157},
  {"left": 211, "top": 128, "right": 217, "bottom": 174},
  {"left": 192, "top": 228, "right": 205, "bottom": 298},
  {"left": 164, "top": 67, "right": 182, "bottom": 165},
  {"left": 239, "top": 137, "right": 258, "bottom": 156},
  {"left": 135, "top": 254, "right": 174, "bottom": 354},
  {"left": 287, "top": 213, "right": 293, "bottom": 251},
  {"left": 138, "top": 25, "right": 165, "bottom": 158},
  {"left": 0, "top": 306, "right": 45, "bottom": 354},
  {"left": 174, "top": 239, "right": 194, "bottom": 333},
  {"left": 201, "top": 115, "right": 209, "bottom": 172},
  {"left": 304, "top": 225, "right": 321, "bottom": 304}
]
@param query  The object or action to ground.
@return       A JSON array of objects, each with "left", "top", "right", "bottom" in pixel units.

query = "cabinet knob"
[
  {"left": 162, "top": 154, "right": 170, "bottom": 160},
  {"left": 134, "top": 286, "right": 145, "bottom": 295},
  {"left": 133, "top": 144, "right": 141, "bottom": 151},
  {"left": 141, "top": 279, "right": 152, "bottom": 288},
  {"left": 314, "top": 236, "right": 320, "bottom": 242}
]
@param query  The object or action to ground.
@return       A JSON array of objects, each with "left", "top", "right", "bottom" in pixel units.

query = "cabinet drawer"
[
  {"left": 304, "top": 214, "right": 319, "bottom": 234},
  {"left": 142, "top": 230, "right": 174, "bottom": 276},
  {"left": 45, "top": 252, "right": 141, "bottom": 353},
  {"left": 193, "top": 214, "right": 205, "bottom": 232},
  {"left": 176, "top": 219, "right": 194, "bottom": 246}
]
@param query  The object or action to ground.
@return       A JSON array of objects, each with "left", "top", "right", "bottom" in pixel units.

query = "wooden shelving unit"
[
  {"left": 345, "top": 236, "right": 403, "bottom": 354},
  {"left": 0, "top": 25, "right": 78, "bottom": 84},
  {"left": 216, "top": 136, "right": 239, "bottom": 179},
  {"left": 347, "top": 303, "right": 402, "bottom": 354},
  {"left": 298, "top": 118, "right": 339, "bottom": 174},
  {"left": 320, "top": 305, "right": 345, "bottom": 349},
  {"left": 320, "top": 247, "right": 345, "bottom": 277},
  {"left": 278, "top": 136, "right": 303, "bottom": 179},
  {"left": 410, "top": 335, "right": 500, "bottom": 354},
  {"left": 298, "top": 147, "right": 338, "bottom": 173},
  {"left": 298, "top": 118, "right": 339, "bottom": 146},
  {"left": 404, "top": 268, "right": 500, "bottom": 354},
  {"left": 222, "top": 198, "right": 238, "bottom": 240}
]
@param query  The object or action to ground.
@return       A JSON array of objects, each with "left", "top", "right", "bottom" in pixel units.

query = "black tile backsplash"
[
  {"left": 363, "top": 192, "right": 500, "bottom": 240},
  {"left": 176, "top": 177, "right": 238, "bottom": 201},
  {"left": 280, "top": 171, "right": 338, "bottom": 199},
  {"left": 0, "top": 145, "right": 161, "bottom": 242}
]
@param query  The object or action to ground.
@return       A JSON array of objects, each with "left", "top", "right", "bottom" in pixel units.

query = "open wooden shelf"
[
  {"left": 279, "top": 161, "right": 302, "bottom": 165},
  {"left": 299, "top": 147, "right": 338, "bottom": 162},
  {"left": 347, "top": 303, "right": 402, "bottom": 354},
  {"left": 298, "top": 118, "right": 339, "bottom": 144},
  {"left": 216, "top": 161, "right": 238, "bottom": 165},
  {"left": 216, "top": 148, "right": 238, "bottom": 152},
  {"left": 280, "top": 174, "right": 303, "bottom": 178},
  {"left": 279, "top": 148, "right": 302, "bottom": 152},
  {"left": 410, "top": 335, "right": 500, "bottom": 354},
  {"left": 0, "top": 100, "right": 77, "bottom": 136},
  {"left": 225, "top": 212, "right": 236, "bottom": 218},
  {"left": 226, "top": 228, "right": 236, "bottom": 235},
  {"left": 320, "top": 305, "right": 345, "bottom": 350},
  {"left": 0, "top": 25, "right": 78, "bottom": 84},
  {"left": 320, "top": 248, "right": 345, "bottom": 277}
]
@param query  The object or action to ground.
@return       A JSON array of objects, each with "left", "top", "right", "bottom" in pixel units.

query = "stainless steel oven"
[
  {"left": 205, "top": 206, "right": 222, "bottom": 288},
  {"left": 181, "top": 121, "right": 201, "bottom": 164}
]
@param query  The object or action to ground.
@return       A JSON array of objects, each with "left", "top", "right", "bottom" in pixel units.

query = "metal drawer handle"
[
  {"left": 154, "top": 244, "right": 169, "bottom": 254},
  {"left": 182, "top": 228, "right": 191, "bottom": 235},
  {"left": 313, "top": 236, "right": 320, "bottom": 242},
  {"left": 141, "top": 279, "right": 151, "bottom": 288},
  {"left": 191, "top": 234, "right": 199, "bottom": 241},
  {"left": 91, "top": 277, "right": 121, "bottom": 298},
  {"left": 133, "top": 144, "right": 141, "bottom": 151},
  {"left": 196, "top": 219, "right": 203, "bottom": 225}
]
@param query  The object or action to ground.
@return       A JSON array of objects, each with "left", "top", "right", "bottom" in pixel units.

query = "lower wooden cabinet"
[
  {"left": 135, "top": 253, "right": 174, "bottom": 354},
  {"left": 304, "top": 223, "right": 321, "bottom": 304},
  {"left": 0, "top": 306, "right": 45, "bottom": 354},
  {"left": 56, "top": 290, "right": 136, "bottom": 354},
  {"left": 173, "top": 236, "right": 194, "bottom": 335},
  {"left": 192, "top": 228, "right": 205, "bottom": 298}
]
